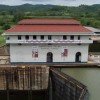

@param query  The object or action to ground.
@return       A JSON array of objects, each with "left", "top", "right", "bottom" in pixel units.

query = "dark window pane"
[
  {"left": 25, "top": 35, "right": 29, "bottom": 40},
  {"left": 48, "top": 35, "right": 52, "bottom": 40},
  {"left": 70, "top": 35, "right": 74, "bottom": 40},
  {"left": 41, "top": 35, "right": 44, "bottom": 40},
  {"left": 33, "top": 35, "right": 36, "bottom": 40},
  {"left": 18, "top": 43, "right": 22, "bottom": 45},
  {"left": 78, "top": 36, "right": 80, "bottom": 40},
  {"left": 7, "top": 37, "right": 10, "bottom": 40},
  {"left": 63, "top": 35, "right": 67, "bottom": 40},
  {"left": 18, "top": 35, "right": 21, "bottom": 40}
]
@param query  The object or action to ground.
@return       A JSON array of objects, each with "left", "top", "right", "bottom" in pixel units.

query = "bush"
[{"left": 2, "top": 23, "right": 11, "bottom": 30}]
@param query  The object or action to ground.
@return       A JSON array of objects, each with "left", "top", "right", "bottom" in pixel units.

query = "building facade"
[
  {"left": 4, "top": 19, "right": 93, "bottom": 63},
  {"left": 85, "top": 26, "right": 100, "bottom": 42}
]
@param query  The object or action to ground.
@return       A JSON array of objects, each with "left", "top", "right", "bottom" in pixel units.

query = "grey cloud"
[
  {"left": 0, "top": 0, "right": 100, "bottom": 6},
  {"left": 22, "top": 0, "right": 75, "bottom": 1},
  {"left": 22, "top": 0, "right": 48, "bottom": 1}
]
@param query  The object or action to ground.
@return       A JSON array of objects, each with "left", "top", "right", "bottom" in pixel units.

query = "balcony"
[{"left": 6, "top": 39, "right": 93, "bottom": 44}]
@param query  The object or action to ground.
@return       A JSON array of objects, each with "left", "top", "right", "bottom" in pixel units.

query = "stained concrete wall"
[{"left": 10, "top": 44, "right": 89, "bottom": 63}]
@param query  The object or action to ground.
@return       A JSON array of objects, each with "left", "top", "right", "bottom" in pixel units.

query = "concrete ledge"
[{"left": 9, "top": 62, "right": 100, "bottom": 68}]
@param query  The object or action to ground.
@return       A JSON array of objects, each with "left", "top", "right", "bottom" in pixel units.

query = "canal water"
[{"left": 61, "top": 68, "right": 100, "bottom": 100}]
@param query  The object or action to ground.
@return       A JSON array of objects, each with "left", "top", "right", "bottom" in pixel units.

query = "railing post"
[
  {"left": 49, "top": 70, "right": 52, "bottom": 100},
  {"left": 29, "top": 67, "right": 32, "bottom": 100},
  {"left": 5, "top": 71, "right": 10, "bottom": 100}
]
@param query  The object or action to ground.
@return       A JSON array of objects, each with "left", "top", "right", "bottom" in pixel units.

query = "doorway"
[
  {"left": 75, "top": 52, "right": 81, "bottom": 62},
  {"left": 47, "top": 52, "right": 53, "bottom": 63}
]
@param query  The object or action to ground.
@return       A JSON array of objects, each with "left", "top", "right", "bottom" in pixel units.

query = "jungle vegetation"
[{"left": 0, "top": 4, "right": 100, "bottom": 47}]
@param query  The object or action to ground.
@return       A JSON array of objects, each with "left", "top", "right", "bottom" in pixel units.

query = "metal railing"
[{"left": 6, "top": 40, "right": 93, "bottom": 44}]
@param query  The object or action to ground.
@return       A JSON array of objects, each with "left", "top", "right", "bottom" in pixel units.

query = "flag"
[
  {"left": 61, "top": 49, "right": 68, "bottom": 57},
  {"left": 32, "top": 51, "right": 35, "bottom": 58},
  {"left": 64, "top": 49, "right": 68, "bottom": 56},
  {"left": 32, "top": 50, "right": 38, "bottom": 58}
]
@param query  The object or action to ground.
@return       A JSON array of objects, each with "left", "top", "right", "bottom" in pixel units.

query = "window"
[
  {"left": 18, "top": 43, "right": 22, "bottom": 45},
  {"left": 25, "top": 35, "right": 29, "bottom": 40},
  {"left": 18, "top": 35, "right": 21, "bottom": 40},
  {"left": 89, "top": 38, "right": 91, "bottom": 40},
  {"left": 70, "top": 35, "right": 74, "bottom": 40},
  {"left": 48, "top": 43, "right": 52, "bottom": 45},
  {"left": 78, "top": 36, "right": 80, "bottom": 40},
  {"left": 77, "top": 43, "right": 81, "bottom": 45},
  {"left": 48, "top": 35, "right": 52, "bottom": 40},
  {"left": 7, "top": 37, "right": 10, "bottom": 40},
  {"left": 63, "top": 35, "right": 67, "bottom": 40},
  {"left": 41, "top": 35, "right": 44, "bottom": 40},
  {"left": 33, "top": 35, "right": 37, "bottom": 40}
]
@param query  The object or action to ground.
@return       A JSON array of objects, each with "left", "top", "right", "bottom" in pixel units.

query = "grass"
[
  {"left": 0, "top": 28, "right": 5, "bottom": 46},
  {"left": 0, "top": 35, "right": 5, "bottom": 46},
  {"left": 0, "top": 29, "right": 4, "bottom": 34}
]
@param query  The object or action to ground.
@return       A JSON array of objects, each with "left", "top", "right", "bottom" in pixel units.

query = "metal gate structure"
[
  {"left": 0, "top": 66, "right": 49, "bottom": 90},
  {"left": 49, "top": 68, "right": 88, "bottom": 100},
  {"left": 0, "top": 66, "right": 49, "bottom": 100},
  {"left": 0, "top": 66, "right": 88, "bottom": 100}
]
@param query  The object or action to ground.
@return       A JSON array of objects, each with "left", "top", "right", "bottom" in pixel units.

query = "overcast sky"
[{"left": 0, "top": 0, "right": 100, "bottom": 6}]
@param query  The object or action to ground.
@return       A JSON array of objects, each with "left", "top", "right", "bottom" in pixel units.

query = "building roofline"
[
  {"left": 85, "top": 26, "right": 100, "bottom": 33},
  {"left": 3, "top": 32, "right": 94, "bottom": 36},
  {"left": 18, "top": 18, "right": 80, "bottom": 25}
]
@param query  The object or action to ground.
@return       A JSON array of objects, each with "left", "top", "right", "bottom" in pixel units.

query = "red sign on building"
[{"left": 61, "top": 49, "right": 68, "bottom": 57}]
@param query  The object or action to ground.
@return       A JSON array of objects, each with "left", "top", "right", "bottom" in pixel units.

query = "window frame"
[
  {"left": 78, "top": 35, "right": 80, "bottom": 40},
  {"left": 25, "top": 35, "right": 29, "bottom": 40},
  {"left": 7, "top": 36, "right": 10, "bottom": 40},
  {"left": 48, "top": 35, "right": 52, "bottom": 40},
  {"left": 63, "top": 35, "right": 67, "bottom": 40},
  {"left": 70, "top": 35, "right": 74, "bottom": 40},
  {"left": 33, "top": 35, "right": 37, "bottom": 40},
  {"left": 41, "top": 35, "right": 44, "bottom": 40},
  {"left": 18, "top": 35, "right": 21, "bottom": 40}
]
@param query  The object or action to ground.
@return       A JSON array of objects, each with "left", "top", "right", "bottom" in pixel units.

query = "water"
[{"left": 61, "top": 68, "right": 100, "bottom": 100}]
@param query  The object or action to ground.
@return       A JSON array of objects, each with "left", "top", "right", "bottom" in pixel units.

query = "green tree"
[
  {"left": 2, "top": 23, "right": 11, "bottom": 30},
  {"left": 13, "top": 12, "right": 25, "bottom": 23}
]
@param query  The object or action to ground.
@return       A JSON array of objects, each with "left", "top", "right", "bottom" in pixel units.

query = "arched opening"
[
  {"left": 47, "top": 52, "right": 53, "bottom": 63},
  {"left": 75, "top": 52, "right": 81, "bottom": 62}
]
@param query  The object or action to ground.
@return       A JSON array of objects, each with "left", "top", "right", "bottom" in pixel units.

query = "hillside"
[
  {"left": 0, "top": 4, "right": 99, "bottom": 31},
  {"left": 0, "top": 4, "right": 99, "bottom": 13},
  {"left": 0, "top": 4, "right": 99, "bottom": 50},
  {"left": 0, "top": 4, "right": 55, "bottom": 13}
]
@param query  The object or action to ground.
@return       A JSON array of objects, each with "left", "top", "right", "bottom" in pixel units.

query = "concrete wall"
[{"left": 10, "top": 44, "right": 89, "bottom": 63}]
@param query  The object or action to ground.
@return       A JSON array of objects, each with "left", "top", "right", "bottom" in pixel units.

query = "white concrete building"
[{"left": 3, "top": 19, "right": 93, "bottom": 64}]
